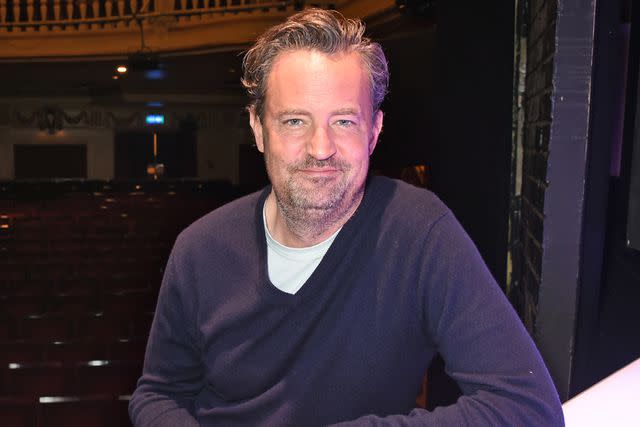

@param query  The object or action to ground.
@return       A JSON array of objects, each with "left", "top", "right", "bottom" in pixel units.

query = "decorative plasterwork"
[
  {"left": 0, "top": 1, "right": 394, "bottom": 59},
  {"left": 10, "top": 105, "right": 246, "bottom": 131}
]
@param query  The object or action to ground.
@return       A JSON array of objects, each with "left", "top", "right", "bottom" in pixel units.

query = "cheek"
[
  {"left": 342, "top": 142, "right": 371, "bottom": 165},
  {"left": 269, "top": 141, "right": 306, "bottom": 166},
  {"left": 264, "top": 145, "right": 294, "bottom": 180}
]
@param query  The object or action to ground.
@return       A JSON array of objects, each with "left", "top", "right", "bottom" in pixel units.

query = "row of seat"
[
  {"left": 2, "top": 253, "right": 164, "bottom": 266},
  {"left": 0, "top": 263, "right": 164, "bottom": 284},
  {"left": 0, "top": 210, "right": 217, "bottom": 228},
  {"left": 0, "top": 177, "right": 237, "bottom": 194},
  {"left": 0, "top": 277, "right": 157, "bottom": 297},
  {"left": 1, "top": 359, "right": 142, "bottom": 396},
  {"left": 1, "top": 223, "right": 189, "bottom": 245},
  {"left": 0, "top": 338, "right": 147, "bottom": 364},
  {"left": 1, "top": 192, "right": 224, "bottom": 226},
  {"left": 0, "top": 221, "right": 183, "bottom": 233},
  {"left": 0, "top": 288, "right": 157, "bottom": 318},
  {"left": 2, "top": 238, "right": 170, "bottom": 252},
  {"left": 0, "top": 182, "right": 244, "bottom": 425},
  {"left": 0, "top": 394, "right": 131, "bottom": 427},
  {"left": 0, "top": 195, "right": 224, "bottom": 222},
  {"left": 0, "top": 311, "right": 154, "bottom": 341}
]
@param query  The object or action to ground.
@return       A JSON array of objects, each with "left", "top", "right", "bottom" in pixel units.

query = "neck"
[{"left": 265, "top": 190, "right": 362, "bottom": 248}]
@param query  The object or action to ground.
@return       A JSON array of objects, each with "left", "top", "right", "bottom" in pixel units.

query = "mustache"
[{"left": 289, "top": 156, "right": 350, "bottom": 171}]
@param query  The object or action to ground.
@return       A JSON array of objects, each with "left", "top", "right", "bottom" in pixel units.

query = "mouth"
[
  {"left": 297, "top": 168, "right": 341, "bottom": 176},
  {"left": 301, "top": 168, "right": 338, "bottom": 172}
]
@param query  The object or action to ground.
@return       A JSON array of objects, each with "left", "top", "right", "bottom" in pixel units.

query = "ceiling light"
[{"left": 116, "top": 65, "right": 128, "bottom": 74}]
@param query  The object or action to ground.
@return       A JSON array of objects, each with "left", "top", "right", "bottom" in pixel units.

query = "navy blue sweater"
[{"left": 130, "top": 176, "right": 564, "bottom": 426}]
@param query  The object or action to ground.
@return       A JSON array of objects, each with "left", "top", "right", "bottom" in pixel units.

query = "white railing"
[{"left": 0, "top": 0, "right": 309, "bottom": 32}]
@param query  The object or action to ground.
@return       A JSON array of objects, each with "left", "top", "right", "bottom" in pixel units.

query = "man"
[{"left": 130, "top": 9, "right": 564, "bottom": 426}]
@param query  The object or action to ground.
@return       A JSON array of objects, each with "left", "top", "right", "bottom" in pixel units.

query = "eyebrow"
[
  {"left": 275, "top": 108, "right": 361, "bottom": 118},
  {"left": 275, "top": 110, "right": 311, "bottom": 119},
  {"left": 332, "top": 108, "right": 361, "bottom": 116}
]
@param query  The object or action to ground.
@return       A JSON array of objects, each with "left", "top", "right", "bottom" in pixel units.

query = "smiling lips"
[
  {"left": 299, "top": 168, "right": 339, "bottom": 173},
  {"left": 290, "top": 157, "right": 348, "bottom": 178},
  {"left": 296, "top": 168, "right": 342, "bottom": 179}
]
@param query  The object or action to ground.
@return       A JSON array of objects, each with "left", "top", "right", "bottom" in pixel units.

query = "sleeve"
[
  {"left": 330, "top": 212, "right": 564, "bottom": 426},
  {"left": 129, "top": 237, "right": 203, "bottom": 427}
]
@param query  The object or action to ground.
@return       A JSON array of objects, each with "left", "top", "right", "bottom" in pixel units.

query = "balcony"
[{"left": 0, "top": 0, "right": 394, "bottom": 59}]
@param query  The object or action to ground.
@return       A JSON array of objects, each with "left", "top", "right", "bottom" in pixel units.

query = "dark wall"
[
  {"left": 372, "top": 25, "right": 435, "bottom": 173},
  {"left": 367, "top": 2, "right": 513, "bottom": 285},
  {"left": 428, "top": 0, "right": 514, "bottom": 287},
  {"left": 14, "top": 145, "right": 87, "bottom": 179}
]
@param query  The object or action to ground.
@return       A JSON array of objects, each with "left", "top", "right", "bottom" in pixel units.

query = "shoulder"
[
  {"left": 173, "top": 187, "right": 266, "bottom": 255},
  {"left": 367, "top": 176, "right": 451, "bottom": 232}
]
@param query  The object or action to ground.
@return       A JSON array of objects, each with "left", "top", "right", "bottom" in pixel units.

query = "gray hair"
[{"left": 241, "top": 8, "right": 389, "bottom": 119}]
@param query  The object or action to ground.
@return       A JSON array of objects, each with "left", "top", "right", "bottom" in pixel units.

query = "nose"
[{"left": 306, "top": 125, "right": 336, "bottom": 160}]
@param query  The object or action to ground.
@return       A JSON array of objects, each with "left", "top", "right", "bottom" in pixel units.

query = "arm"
[
  {"left": 129, "top": 239, "right": 203, "bottom": 427},
  {"left": 332, "top": 212, "right": 564, "bottom": 426}
]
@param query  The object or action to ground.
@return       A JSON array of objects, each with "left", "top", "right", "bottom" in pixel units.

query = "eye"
[
  {"left": 335, "top": 119, "right": 355, "bottom": 127},
  {"left": 284, "top": 118, "right": 304, "bottom": 127}
]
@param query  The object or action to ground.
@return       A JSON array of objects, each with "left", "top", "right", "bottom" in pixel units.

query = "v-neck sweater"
[
  {"left": 263, "top": 203, "right": 341, "bottom": 295},
  {"left": 130, "top": 176, "right": 564, "bottom": 427}
]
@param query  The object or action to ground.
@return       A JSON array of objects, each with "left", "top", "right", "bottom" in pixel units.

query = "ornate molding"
[
  {"left": 9, "top": 105, "right": 245, "bottom": 131},
  {"left": 0, "top": 1, "right": 393, "bottom": 60},
  {"left": 14, "top": 106, "right": 95, "bottom": 133}
]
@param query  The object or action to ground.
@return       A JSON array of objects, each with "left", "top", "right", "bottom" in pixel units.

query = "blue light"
[
  {"left": 145, "top": 114, "right": 165, "bottom": 125},
  {"left": 145, "top": 69, "right": 167, "bottom": 80},
  {"left": 146, "top": 101, "right": 164, "bottom": 108}
]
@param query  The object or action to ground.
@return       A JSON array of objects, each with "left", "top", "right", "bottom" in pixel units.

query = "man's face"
[{"left": 249, "top": 49, "right": 383, "bottom": 225}]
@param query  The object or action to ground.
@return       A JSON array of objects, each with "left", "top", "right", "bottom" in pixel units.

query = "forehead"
[{"left": 264, "top": 49, "right": 372, "bottom": 114}]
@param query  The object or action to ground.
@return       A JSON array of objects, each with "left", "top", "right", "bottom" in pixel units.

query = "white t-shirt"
[{"left": 263, "top": 204, "right": 341, "bottom": 295}]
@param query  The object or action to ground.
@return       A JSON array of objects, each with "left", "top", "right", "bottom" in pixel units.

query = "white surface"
[{"left": 562, "top": 358, "right": 640, "bottom": 426}]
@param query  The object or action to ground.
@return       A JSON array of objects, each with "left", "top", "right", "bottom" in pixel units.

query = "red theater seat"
[
  {"left": 0, "top": 396, "right": 38, "bottom": 427},
  {"left": 0, "top": 340, "right": 45, "bottom": 363},
  {"left": 102, "top": 289, "right": 154, "bottom": 316},
  {"left": 108, "top": 338, "right": 147, "bottom": 362},
  {"left": 0, "top": 268, "right": 27, "bottom": 283},
  {"left": 116, "top": 395, "right": 134, "bottom": 426},
  {"left": 38, "top": 395, "right": 117, "bottom": 427},
  {"left": 46, "top": 340, "right": 106, "bottom": 363},
  {"left": 0, "top": 322, "right": 8, "bottom": 341},
  {"left": 1, "top": 295, "right": 46, "bottom": 318},
  {"left": 77, "top": 313, "right": 131, "bottom": 340},
  {"left": 75, "top": 360, "right": 142, "bottom": 396},
  {"left": 26, "top": 263, "right": 69, "bottom": 282},
  {"left": 131, "top": 310, "right": 155, "bottom": 337},
  {"left": 2, "top": 279, "right": 50, "bottom": 297},
  {"left": 20, "top": 315, "right": 73, "bottom": 341},
  {"left": 49, "top": 291, "right": 100, "bottom": 315},
  {"left": 0, "top": 181, "right": 234, "bottom": 422},
  {"left": 1, "top": 361, "right": 71, "bottom": 396},
  {"left": 102, "top": 274, "right": 150, "bottom": 293},
  {"left": 54, "top": 278, "right": 97, "bottom": 295},
  {"left": 10, "top": 240, "right": 43, "bottom": 257}
]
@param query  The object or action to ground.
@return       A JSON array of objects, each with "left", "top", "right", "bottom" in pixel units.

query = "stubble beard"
[{"left": 268, "top": 155, "right": 366, "bottom": 241}]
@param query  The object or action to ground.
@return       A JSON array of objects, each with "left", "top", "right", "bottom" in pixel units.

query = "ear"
[
  {"left": 249, "top": 106, "right": 265, "bottom": 153},
  {"left": 368, "top": 110, "right": 384, "bottom": 155}
]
